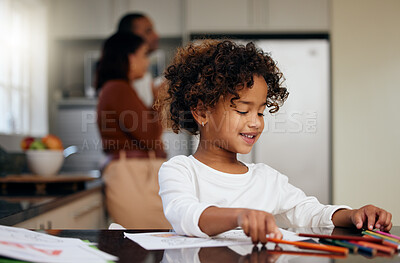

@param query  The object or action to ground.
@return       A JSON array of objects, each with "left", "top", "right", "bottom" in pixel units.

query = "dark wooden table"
[{"left": 40, "top": 227, "right": 400, "bottom": 263}]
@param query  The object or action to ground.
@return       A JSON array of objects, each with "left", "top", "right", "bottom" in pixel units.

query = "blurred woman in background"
[{"left": 96, "top": 32, "right": 170, "bottom": 229}]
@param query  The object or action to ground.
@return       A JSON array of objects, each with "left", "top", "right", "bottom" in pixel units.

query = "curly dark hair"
[{"left": 156, "top": 39, "right": 289, "bottom": 135}]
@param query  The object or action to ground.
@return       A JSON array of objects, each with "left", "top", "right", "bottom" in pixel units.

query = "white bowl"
[{"left": 26, "top": 150, "right": 64, "bottom": 176}]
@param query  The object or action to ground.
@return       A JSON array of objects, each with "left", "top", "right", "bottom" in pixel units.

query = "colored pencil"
[
  {"left": 265, "top": 249, "right": 347, "bottom": 259},
  {"left": 355, "top": 241, "right": 395, "bottom": 255},
  {"left": 267, "top": 238, "right": 349, "bottom": 255},
  {"left": 347, "top": 241, "right": 377, "bottom": 256},
  {"left": 374, "top": 230, "right": 400, "bottom": 241},
  {"left": 363, "top": 230, "right": 400, "bottom": 244},
  {"left": 363, "top": 235, "right": 400, "bottom": 250},
  {"left": 319, "top": 238, "right": 358, "bottom": 253},
  {"left": 298, "top": 233, "right": 383, "bottom": 244}
]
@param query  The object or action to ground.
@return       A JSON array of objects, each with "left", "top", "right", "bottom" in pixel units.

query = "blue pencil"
[{"left": 346, "top": 240, "right": 377, "bottom": 256}]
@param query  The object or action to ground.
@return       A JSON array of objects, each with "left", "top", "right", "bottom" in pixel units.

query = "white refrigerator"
[{"left": 238, "top": 39, "right": 331, "bottom": 204}]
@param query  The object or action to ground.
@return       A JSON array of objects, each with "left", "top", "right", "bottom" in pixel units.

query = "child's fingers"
[
  {"left": 383, "top": 221, "right": 392, "bottom": 232},
  {"left": 274, "top": 228, "right": 283, "bottom": 240},
  {"left": 249, "top": 214, "right": 259, "bottom": 244},
  {"left": 352, "top": 211, "right": 364, "bottom": 229},
  {"left": 380, "top": 212, "right": 392, "bottom": 231},
  {"left": 385, "top": 212, "right": 392, "bottom": 229},
  {"left": 238, "top": 210, "right": 278, "bottom": 244},
  {"left": 268, "top": 227, "right": 283, "bottom": 240},
  {"left": 257, "top": 216, "right": 267, "bottom": 245},
  {"left": 352, "top": 205, "right": 393, "bottom": 231},
  {"left": 239, "top": 215, "right": 250, "bottom": 236},
  {"left": 366, "top": 209, "right": 377, "bottom": 230},
  {"left": 265, "top": 219, "right": 281, "bottom": 240},
  {"left": 374, "top": 210, "right": 388, "bottom": 229}
]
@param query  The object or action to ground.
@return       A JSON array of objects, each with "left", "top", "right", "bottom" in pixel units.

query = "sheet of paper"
[
  {"left": 279, "top": 228, "right": 310, "bottom": 242},
  {"left": 0, "top": 225, "right": 118, "bottom": 263},
  {"left": 0, "top": 241, "right": 114, "bottom": 263},
  {"left": 124, "top": 228, "right": 309, "bottom": 250},
  {"left": 0, "top": 225, "right": 85, "bottom": 245}
]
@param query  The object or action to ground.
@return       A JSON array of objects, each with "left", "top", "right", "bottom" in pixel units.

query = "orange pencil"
[
  {"left": 355, "top": 241, "right": 395, "bottom": 255},
  {"left": 267, "top": 238, "right": 349, "bottom": 255}
]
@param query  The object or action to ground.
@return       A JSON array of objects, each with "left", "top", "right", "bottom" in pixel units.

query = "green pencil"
[{"left": 320, "top": 238, "right": 359, "bottom": 253}]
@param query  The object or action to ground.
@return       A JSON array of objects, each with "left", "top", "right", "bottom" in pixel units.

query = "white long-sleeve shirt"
[{"left": 158, "top": 155, "right": 351, "bottom": 237}]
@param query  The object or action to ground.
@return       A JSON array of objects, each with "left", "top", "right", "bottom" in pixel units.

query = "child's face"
[{"left": 204, "top": 75, "right": 267, "bottom": 154}]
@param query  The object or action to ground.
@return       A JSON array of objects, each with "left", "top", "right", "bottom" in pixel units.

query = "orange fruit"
[{"left": 42, "top": 134, "right": 63, "bottom": 150}]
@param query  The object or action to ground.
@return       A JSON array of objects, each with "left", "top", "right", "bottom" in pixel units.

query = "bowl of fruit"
[{"left": 21, "top": 134, "right": 65, "bottom": 177}]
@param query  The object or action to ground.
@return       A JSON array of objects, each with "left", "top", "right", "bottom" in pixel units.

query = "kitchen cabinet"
[
  {"left": 267, "top": 0, "right": 330, "bottom": 32},
  {"left": 13, "top": 188, "right": 106, "bottom": 229},
  {"left": 125, "top": 0, "right": 183, "bottom": 37},
  {"left": 186, "top": 0, "right": 250, "bottom": 33},
  {"left": 49, "top": 0, "right": 183, "bottom": 39},
  {"left": 49, "top": 0, "right": 329, "bottom": 39},
  {"left": 50, "top": 0, "right": 114, "bottom": 39},
  {"left": 186, "top": 0, "right": 330, "bottom": 33}
]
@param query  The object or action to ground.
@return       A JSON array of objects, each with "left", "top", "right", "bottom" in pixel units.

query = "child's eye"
[
  {"left": 236, "top": 111, "right": 248, "bottom": 115},
  {"left": 258, "top": 113, "right": 265, "bottom": 117}
]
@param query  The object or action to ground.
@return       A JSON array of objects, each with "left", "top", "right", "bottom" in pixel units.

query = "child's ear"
[{"left": 191, "top": 100, "right": 208, "bottom": 126}]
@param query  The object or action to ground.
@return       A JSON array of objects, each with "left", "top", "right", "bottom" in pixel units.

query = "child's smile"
[
  {"left": 202, "top": 75, "right": 268, "bottom": 156},
  {"left": 239, "top": 132, "right": 258, "bottom": 145}
]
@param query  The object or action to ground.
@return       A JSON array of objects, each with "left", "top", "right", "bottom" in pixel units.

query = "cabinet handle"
[{"left": 73, "top": 201, "right": 102, "bottom": 219}]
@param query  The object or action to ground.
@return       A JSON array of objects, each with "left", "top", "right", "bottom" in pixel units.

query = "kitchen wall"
[{"left": 331, "top": 0, "right": 400, "bottom": 225}]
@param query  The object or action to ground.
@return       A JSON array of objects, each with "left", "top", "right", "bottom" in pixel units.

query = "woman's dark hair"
[
  {"left": 156, "top": 39, "right": 289, "bottom": 135},
  {"left": 117, "top": 13, "right": 146, "bottom": 33},
  {"left": 96, "top": 32, "right": 145, "bottom": 90}
]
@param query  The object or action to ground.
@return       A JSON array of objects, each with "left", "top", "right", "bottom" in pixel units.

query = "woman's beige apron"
[{"left": 102, "top": 151, "right": 171, "bottom": 229}]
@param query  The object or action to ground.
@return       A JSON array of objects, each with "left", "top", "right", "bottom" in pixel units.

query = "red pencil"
[
  {"left": 267, "top": 238, "right": 349, "bottom": 255},
  {"left": 266, "top": 249, "right": 347, "bottom": 259},
  {"left": 298, "top": 233, "right": 383, "bottom": 244},
  {"left": 363, "top": 235, "right": 400, "bottom": 250},
  {"left": 354, "top": 241, "right": 395, "bottom": 255}
]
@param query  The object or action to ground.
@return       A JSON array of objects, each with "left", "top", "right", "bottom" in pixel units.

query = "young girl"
[{"left": 156, "top": 39, "right": 392, "bottom": 244}]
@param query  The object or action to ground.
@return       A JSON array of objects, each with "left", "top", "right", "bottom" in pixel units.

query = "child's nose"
[{"left": 248, "top": 114, "right": 262, "bottom": 129}]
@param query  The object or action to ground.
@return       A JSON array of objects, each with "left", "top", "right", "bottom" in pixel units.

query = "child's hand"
[
  {"left": 350, "top": 205, "right": 392, "bottom": 231},
  {"left": 237, "top": 209, "right": 282, "bottom": 245}
]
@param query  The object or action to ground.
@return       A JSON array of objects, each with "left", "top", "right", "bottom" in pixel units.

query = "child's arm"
[
  {"left": 199, "top": 206, "right": 282, "bottom": 244},
  {"left": 331, "top": 205, "right": 392, "bottom": 231}
]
